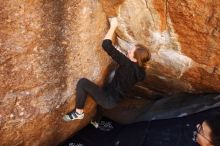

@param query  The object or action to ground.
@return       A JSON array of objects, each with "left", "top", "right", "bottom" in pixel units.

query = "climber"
[{"left": 63, "top": 17, "right": 151, "bottom": 122}]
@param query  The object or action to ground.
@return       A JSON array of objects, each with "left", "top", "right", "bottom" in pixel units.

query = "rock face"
[
  {"left": 116, "top": 0, "right": 220, "bottom": 93},
  {"left": 0, "top": 0, "right": 220, "bottom": 146},
  {"left": 0, "top": 0, "right": 109, "bottom": 145}
]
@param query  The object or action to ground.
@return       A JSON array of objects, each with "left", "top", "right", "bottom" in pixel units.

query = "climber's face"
[
  {"left": 195, "top": 121, "right": 213, "bottom": 146},
  {"left": 127, "top": 47, "right": 137, "bottom": 62}
]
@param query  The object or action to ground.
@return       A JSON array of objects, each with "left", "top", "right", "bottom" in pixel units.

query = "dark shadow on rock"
[
  {"left": 136, "top": 93, "right": 220, "bottom": 121},
  {"left": 100, "top": 92, "right": 220, "bottom": 124}
]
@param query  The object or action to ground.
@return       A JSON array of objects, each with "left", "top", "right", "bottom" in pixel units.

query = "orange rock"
[{"left": 0, "top": 0, "right": 220, "bottom": 145}]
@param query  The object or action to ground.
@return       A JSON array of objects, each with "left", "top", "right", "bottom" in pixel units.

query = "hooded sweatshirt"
[{"left": 102, "top": 39, "right": 146, "bottom": 100}]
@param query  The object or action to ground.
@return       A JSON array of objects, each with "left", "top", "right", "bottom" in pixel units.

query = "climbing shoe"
[{"left": 63, "top": 111, "right": 84, "bottom": 122}]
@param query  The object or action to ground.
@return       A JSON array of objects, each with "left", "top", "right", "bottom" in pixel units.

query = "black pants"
[{"left": 75, "top": 78, "right": 118, "bottom": 109}]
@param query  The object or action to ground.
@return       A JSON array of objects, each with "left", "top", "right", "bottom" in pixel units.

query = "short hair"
[
  {"left": 206, "top": 115, "right": 220, "bottom": 146},
  {"left": 133, "top": 44, "right": 151, "bottom": 68}
]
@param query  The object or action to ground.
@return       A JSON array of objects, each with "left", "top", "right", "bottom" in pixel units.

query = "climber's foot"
[{"left": 63, "top": 111, "right": 84, "bottom": 122}]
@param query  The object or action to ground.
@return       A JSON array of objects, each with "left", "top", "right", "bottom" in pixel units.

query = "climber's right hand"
[{"left": 108, "top": 17, "right": 118, "bottom": 28}]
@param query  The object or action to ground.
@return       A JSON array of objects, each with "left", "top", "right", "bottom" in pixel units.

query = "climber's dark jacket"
[{"left": 102, "top": 39, "right": 146, "bottom": 100}]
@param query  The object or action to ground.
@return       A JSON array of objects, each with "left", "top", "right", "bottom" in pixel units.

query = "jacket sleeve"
[{"left": 102, "top": 39, "right": 129, "bottom": 65}]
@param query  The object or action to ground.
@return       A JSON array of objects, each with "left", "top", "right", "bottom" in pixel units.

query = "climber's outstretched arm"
[{"left": 102, "top": 17, "right": 129, "bottom": 65}]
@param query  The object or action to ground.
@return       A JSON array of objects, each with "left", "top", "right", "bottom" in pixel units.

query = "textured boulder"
[
  {"left": 116, "top": 0, "right": 220, "bottom": 93},
  {"left": 0, "top": 0, "right": 220, "bottom": 146},
  {"left": 0, "top": 0, "right": 109, "bottom": 145}
]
